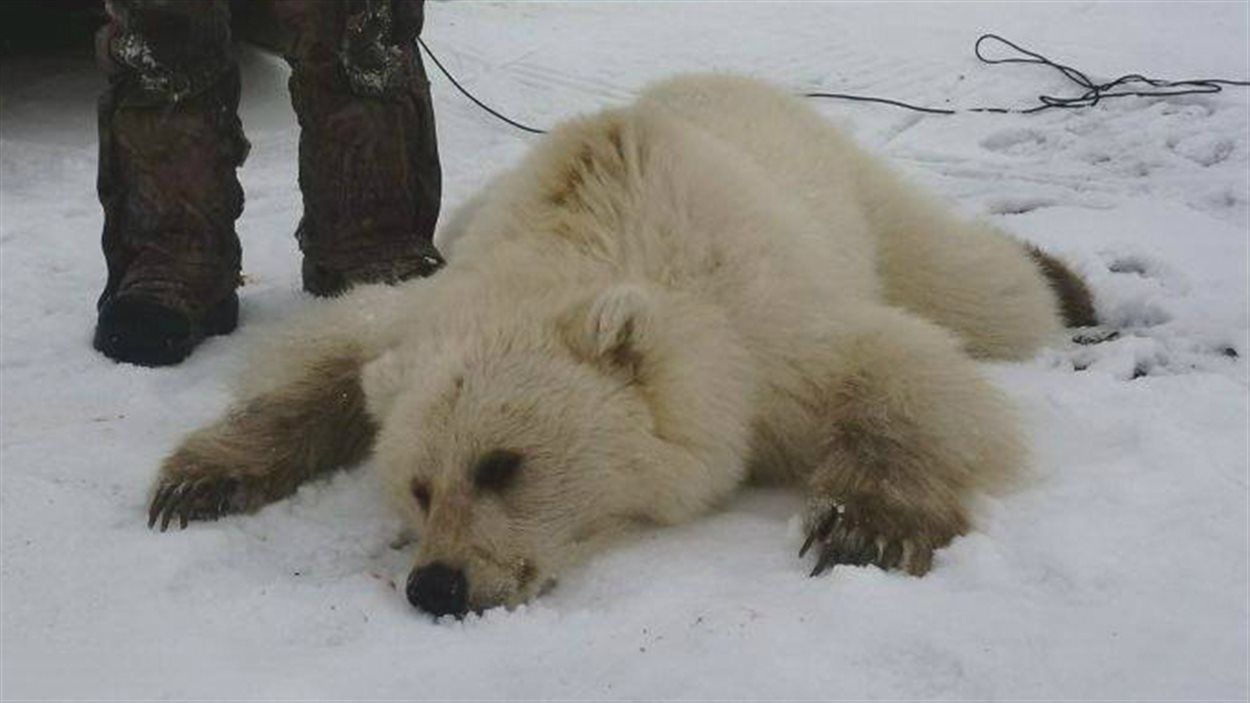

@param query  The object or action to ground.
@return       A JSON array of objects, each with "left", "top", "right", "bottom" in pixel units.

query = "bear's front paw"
[
  {"left": 147, "top": 457, "right": 269, "bottom": 531},
  {"left": 148, "top": 475, "right": 247, "bottom": 531},
  {"left": 799, "top": 495, "right": 966, "bottom": 577}
]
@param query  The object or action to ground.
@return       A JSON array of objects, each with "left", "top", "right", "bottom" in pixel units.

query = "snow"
[{"left": 2, "top": 1, "right": 1247, "bottom": 699}]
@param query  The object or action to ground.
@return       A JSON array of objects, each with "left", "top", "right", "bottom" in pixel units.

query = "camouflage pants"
[
  {"left": 274, "top": 0, "right": 443, "bottom": 292},
  {"left": 98, "top": 0, "right": 434, "bottom": 102},
  {"left": 97, "top": 0, "right": 441, "bottom": 308}
]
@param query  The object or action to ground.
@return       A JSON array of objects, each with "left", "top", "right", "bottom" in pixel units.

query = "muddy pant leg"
[
  {"left": 95, "top": 0, "right": 248, "bottom": 366},
  {"left": 277, "top": 0, "right": 443, "bottom": 297}
]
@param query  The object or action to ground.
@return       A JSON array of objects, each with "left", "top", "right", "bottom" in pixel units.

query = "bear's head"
[{"left": 364, "top": 284, "right": 748, "bottom": 616}]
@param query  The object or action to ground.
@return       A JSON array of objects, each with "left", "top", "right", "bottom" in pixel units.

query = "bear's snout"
[{"left": 406, "top": 562, "right": 469, "bottom": 617}]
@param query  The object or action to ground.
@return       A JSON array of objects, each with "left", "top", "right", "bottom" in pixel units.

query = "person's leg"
[
  {"left": 277, "top": 0, "right": 443, "bottom": 297},
  {"left": 94, "top": 0, "right": 248, "bottom": 366}
]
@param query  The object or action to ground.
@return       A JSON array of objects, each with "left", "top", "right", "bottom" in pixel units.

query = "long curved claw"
[
  {"left": 148, "top": 484, "right": 176, "bottom": 528},
  {"left": 799, "top": 509, "right": 840, "bottom": 558}
]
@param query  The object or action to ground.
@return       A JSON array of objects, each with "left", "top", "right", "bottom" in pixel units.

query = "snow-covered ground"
[{"left": 2, "top": 2, "right": 1247, "bottom": 699}]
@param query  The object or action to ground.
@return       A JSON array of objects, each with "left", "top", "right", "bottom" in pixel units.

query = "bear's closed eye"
[
  {"left": 410, "top": 479, "right": 431, "bottom": 511},
  {"left": 473, "top": 450, "right": 524, "bottom": 492}
]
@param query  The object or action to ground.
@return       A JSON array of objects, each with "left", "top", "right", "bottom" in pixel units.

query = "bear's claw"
[{"left": 148, "top": 476, "right": 242, "bottom": 531}]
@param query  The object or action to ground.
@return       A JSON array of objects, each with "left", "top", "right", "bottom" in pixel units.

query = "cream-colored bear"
[{"left": 149, "top": 74, "right": 1095, "bottom": 616}]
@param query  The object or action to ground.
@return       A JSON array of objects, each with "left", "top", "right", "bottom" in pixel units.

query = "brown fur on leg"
[
  {"left": 149, "top": 355, "right": 374, "bottom": 530},
  {"left": 799, "top": 306, "right": 1021, "bottom": 576},
  {"left": 1026, "top": 245, "right": 1098, "bottom": 328}
]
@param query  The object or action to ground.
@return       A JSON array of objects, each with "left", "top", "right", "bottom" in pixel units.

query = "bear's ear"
[
  {"left": 564, "top": 284, "right": 656, "bottom": 378},
  {"left": 361, "top": 350, "right": 406, "bottom": 421}
]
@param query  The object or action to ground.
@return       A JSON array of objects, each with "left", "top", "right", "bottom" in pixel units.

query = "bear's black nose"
[{"left": 406, "top": 562, "right": 468, "bottom": 617}]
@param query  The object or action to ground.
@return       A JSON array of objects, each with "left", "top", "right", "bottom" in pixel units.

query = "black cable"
[
  {"left": 417, "top": 37, "right": 546, "bottom": 134},
  {"left": 420, "top": 33, "right": 1250, "bottom": 135},
  {"left": 801, "top": 92, "right": 959, "bottom": 115}
]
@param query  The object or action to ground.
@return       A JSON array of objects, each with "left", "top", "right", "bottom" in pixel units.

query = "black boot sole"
[{"left": 93, "top": 292, "right": 238, "bottom": 367}]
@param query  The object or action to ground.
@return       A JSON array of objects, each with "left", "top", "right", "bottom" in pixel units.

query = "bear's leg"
[
  {"left": 148, "top": 283, "right": 413, "bottom": 530},
  {"left": 799, "top": 305, "right": 1022, "bottom": 575},
  {"left": 860, "top": 163, "right": 1084, "bottom": 360}
]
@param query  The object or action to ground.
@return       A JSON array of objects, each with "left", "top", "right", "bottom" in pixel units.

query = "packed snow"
[{"left": 2, "top": 2, "right": 1247, "bottom": 699}]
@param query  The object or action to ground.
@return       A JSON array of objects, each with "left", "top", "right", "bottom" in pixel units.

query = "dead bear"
[{"left": 148, "top": 74, "right": 1095, "bottom": 616}]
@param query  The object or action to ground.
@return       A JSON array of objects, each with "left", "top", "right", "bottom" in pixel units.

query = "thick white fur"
[{"left": 160, "top": 75, "right": 1068, "bottom": 608}]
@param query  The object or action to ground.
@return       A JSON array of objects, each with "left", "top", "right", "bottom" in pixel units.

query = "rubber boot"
[
  {"left": 278, "top": 0, "right": 443, "bottom": 297},
  {"left": 94, "top": 0, "right": 248, "bottom": 366}
]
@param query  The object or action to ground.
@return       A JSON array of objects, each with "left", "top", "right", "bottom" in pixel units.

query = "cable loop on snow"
[{"left": 964, "top": 33, "right": 1250, "bottom": 114}]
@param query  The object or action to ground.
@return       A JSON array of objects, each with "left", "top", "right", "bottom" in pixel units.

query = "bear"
[{"left": 147, "top": 74, "right": 1096, "bottom": 617}]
